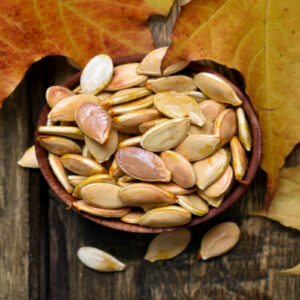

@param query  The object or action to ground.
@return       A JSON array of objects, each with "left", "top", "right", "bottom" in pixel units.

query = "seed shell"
[
  {"left": 138, "top": 118, "right": 169, "bottom": 134},
  {"left": 38, "top": 126, "right": 84, "bottom": 140},
  {"left": 121, "top": 210, "right": 145, "bottom": 224},
  {"left": 68, "top": 175, "right": 87, "bottom": 186},
  {"left": 18, "top": 145, "right": 39, "bottom": 169},
  {"left": 46, "top": 86, "right": 74, "bottom": 108},
  {"left": 196, "top": 189, "right": 224, "bottom": 208},
  {"left": 230, "top": 136, "right": 248, "bottom": 181},
  {"left": 118, "top": 136, "right": 142, "bottom": 148},
  {"left": 236, "top": 107, "right": 252, "bottom": 151},
  {"left": 199, "top": 100, "right": 226, "bottom": 122},
  {"left": 156, "top": 183, "right": 196, "bottom": 195}
]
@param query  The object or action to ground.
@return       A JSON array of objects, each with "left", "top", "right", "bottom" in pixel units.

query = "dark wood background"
[{"left": 0, "top": 3, "right": 299, "bottom": 300}]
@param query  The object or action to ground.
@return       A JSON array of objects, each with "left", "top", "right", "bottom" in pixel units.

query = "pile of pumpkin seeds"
[{"left": 37, "top": 47, "right": 252, "bottom": 228}]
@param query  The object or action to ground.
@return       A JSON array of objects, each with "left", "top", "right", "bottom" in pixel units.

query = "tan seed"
[
  {"left": 118, "top": 136, "right": 142, "bottom": 148},
  {"left": 230, "top": 136, "right": 248, "bottom": 181},
  {"left": 121, "top": 210, "right": 144, "bottom": 224},
  {"left": 73, "top": 200, "right": 130, "bottom": 218},
  {"left": 109, "top": 158, "right": 125, "bottom": 178},
  {"left": 75, "top": 102, "right": 112, "bottom": 144},
  {"left": 46, "top": 86, "right": 74, "bottom": 108},
  {"left": 197, "top": 222, "right": 240, "bottom": 260},
  {"left": 236, "top": 107, "right": 252, "bottom": 151},
  {"left": 18, "top": 145, "right": 39, "bottom": 169},
  {"left": 116, "top": 147, "right": 171, "bottom": 182},
  {"left": 37, "top": 135, "right": 81, "bottom": 155},
  {"left": 144, "top": 229, "right": 191, "bottom": 262},
  {"left": 188, "top": 123, "right": 214, "bottom": 135},
  {"left": 177, "top": 194, "right": 209, "bottom": 216},
  {"left": 60, "top": 154, "right": 107, "bottom": 176},
  {"left": 68, "top": 175, "right": 87, "bottom": 186},
  {"left": 138, "top": 118, "right": 169, "bottom": 134},
  {"left": 199, "top": 100, "right": 226, "bottom": 122},
  {"left": 38, "top": 126, "right": 84, "bottom": 140},
  {"left": 156, "top": 183, "right": 196, "bottom": 195},
  {"left": 197, "top": 189, "right": 224, "bottom": 208},
  {"left": 181, "top": 90, "right": 208, "bottom": 102}
]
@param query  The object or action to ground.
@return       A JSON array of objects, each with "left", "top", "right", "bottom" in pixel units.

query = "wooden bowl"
[{"left": 35, "top": 54, "right": 262, "bottom": 233}]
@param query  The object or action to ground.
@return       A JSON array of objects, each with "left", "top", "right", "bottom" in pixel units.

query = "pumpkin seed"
[
  {"left": 48, "top": 94, "right": 98, "bottom": 122},
  {"left": 199, "top": 100, "right": 226, "bottom": 122},
  {"left": 175, "top": 134, "right": 220, "bottom": 161},
  {"left": 109, "top": 158, "right": 125, "bottom": 178},
  {"left": 75, "top": 102, "right": 112, "bottom": 144},
  {"left": 119, "top": 183, "right": 176, "bottom": 206},
  {"left": 85, "top": 129, "right": 118, "bottom": 163},
  {"left": 77, "top": 247, "right": 126, "bottom": 272},
  {"left": 182, "top": 91, "right": 208, "bottom": 102},
  {"left": 103, "top": 87, "right": 152, "bottom": 106},
  {"left": 154, "top": 91, "right": 205, "bottom": 126},
  {"left": 204, "top": 165, "right": 234, "bottom": 198},
  {"left": 197, "top": 222, "right": 240, "bottom": 260},
  {"left": 81, "top": 183, "right": 124, "bottom": 209},
  {"left": 177, "top": 194, "right": 209, "bottom": 216},
  {"left": 18, "top": 145, "right": 39, "bottom": 169},
  {"left": 73, "top": 200, "right": 130, "bottom": 218},
  {"left": 37, "top": 135, "right": 82, "bottom": 155},
  {"left": 73, "top": 174, "right": 115, "bottom": 198},
  {"left": 144, "top": 229, "right": 191, "bottom": 262},
  {"left": 113, "top": 109, "right": 161, "bottom": 134},
  {"left": 156, "top": 183, "right": 196, "bottom": 195},
  {"left": 82, "top": 144, "right": 93, "bottom": 158},
  {"left": 196, "top": 189, "right": 224, "bottom": 208},
  {"left": 109, "top": 95, "right": 154, "bottom": 115},
  {"left": 48, "top": 153, "right": 73, "bottom": 193},
  {"left": 160, "top": 150, "right": 196, "bottom": 188},
  {"left": 118, "top": 136, "right": 142, "bottom": 148},
  {"left": 138, "top": 118, "right": 169, "bottom": 134},
  {"left": 38, "top": 126, "right": 84, "bottom": 140},
  {"left": 121, "top": 210, "right": 144, "bottom": 224},
  {"left": 138, "top": 206, "right": 192, "bottom": 227},
  {"left": 60, "top": 154, "right": 107, "bottom": 176},
  {"left": 80, "top": 54, "right": 113, "bottom": 95},
  {"left": 188, "top": 123, "right": 214, "bottom": 135},
  {"left": 106, "top": 63, "right": 148, "bottom": 91},
  {"left": 214, "top": 109, "right": 237, "bottom": 146},
  {"left": 141, "top": 119, "right": 190, "bottom": 152},
  {"left": 194, "top": 72, "right": 242, "bottom": 106},
  {"left": 46, "top": 86, "right": 74, "bottom": 108},
  {"left": 193, "top": 148, "right": 230, "bottom": 190},
  {"left": 116, "top": 147, "right": 171, "bottom": 182},
  {"left": 137, "top": 47, "right": 189, "bottom": 76},
  {"left": 146, "top": 75, "right": 197, "bottom": 93},
  {"left": 96, "top": 92, "right": 112, "bottom": 103},
  {"left": 68, "top": 175, "right": 87, "bottom": 186},
  {"left": 236, "top": 107, "right": 252, "bottom": 151},
  {"left": 230, "top": 136, "right": 248, "bottom": 181}
]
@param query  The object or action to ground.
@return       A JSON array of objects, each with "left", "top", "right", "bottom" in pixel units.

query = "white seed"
[
  {"left": 198, "top": 222, "right": 240, "bottom": 260},
  {"left": 144, "top": 229, "right": 191, "bottom": 262},
  {"left": 18, "top": 145, "right": 39, "bottom": 169},
  {"left": 77, "top": 247, "right": 126, "bottom": 272},
  {"left": 80, "top": 54, "right": 113, "bottom": 95}
]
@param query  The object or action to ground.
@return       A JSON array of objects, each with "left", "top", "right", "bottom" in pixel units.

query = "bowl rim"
[{"left": 35, "top": 53, "right": 262, "bottom": 233}]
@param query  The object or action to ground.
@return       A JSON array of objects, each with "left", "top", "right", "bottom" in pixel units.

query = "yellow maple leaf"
[{"left": 162, "top": 0, "right": 300, "bottom": 207}]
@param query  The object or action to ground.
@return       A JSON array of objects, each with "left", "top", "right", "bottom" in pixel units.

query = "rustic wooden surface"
[{"left": 0, "top": 2, "right": 299, "bottom": 299}]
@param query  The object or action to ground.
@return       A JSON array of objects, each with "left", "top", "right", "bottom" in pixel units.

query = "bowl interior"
[{"left": 35, "top": 54, "right": 262, "bottom": 233}]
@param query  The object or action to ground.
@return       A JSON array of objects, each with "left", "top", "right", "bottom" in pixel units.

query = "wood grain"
[{"left": 0, "top": 1, "right": 299, "bottom": 299}]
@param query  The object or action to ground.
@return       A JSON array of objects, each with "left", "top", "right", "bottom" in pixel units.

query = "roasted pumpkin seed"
[
  {"left": 18, "top": 145, "right": 39, "bottom": 169},
  {"left": 80, "top": 54, "right": 113, "bottom": 95},
  {"left": 38, "top": 126, "right": 84, "bottom": 140},
  {"left": 141, "top": 119, "right": 190, "bottom": 152},
  {"left": 109, "top": 158, "right": 125, "bottom": 178},
  {"left": 116, "top": 147, "right": 171, "bottom": 182},
  {"left": 118, "top": 136, "right": 142, "bottom": 148},
  {"left": 177, "top": 194, "right": 209, "bottom": 216},
  {"left": 144, "top": 229, "right": 191, "bottom": 262},
  {"left": 236, "top": 107, "right": 252, "bottom": 151},
  {"left": 230, "top": 136, "right": 248, "bottom": 181},
  {"left": 156, "top": 183, "right": 196, "bottom": 195},
  {"left": 68, "top": 175, "right": 87, "bottom": 186},
  {"left": 199, "top": 100, "right": 226, "bottom": 122},
  {"left": 196, "top": 189, "right": 224, "bottom": 208},
  {"left": 187, "top": 123, "right": 214, "bottom": 135},
  {"left": 138, "top": 118, "right": 169, "bottom": 133},
  {"left": 121, "top": 210, "right": 144, "bottom": 224},
  {"left": 197, "top": 222, "right": 240, "bottom": 260},
  {"left": 46, "top": 86, "right": 74, "bottom": 108},
  {"left": 181, "top": 90, "right": 208, "bottom": 102}
]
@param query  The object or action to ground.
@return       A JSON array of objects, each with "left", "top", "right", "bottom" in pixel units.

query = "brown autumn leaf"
[
  {"left": 0, "top": 0, "right": 171, "bottom": 108},
  {"left": 279, "top": 263, "right": 300, "bottom": 275},
  {"left": 250, "top": 165, "right": 300, "bottom": 231},
  {"left": 162, "top": 0, "right": 300, "bottom": 208}
]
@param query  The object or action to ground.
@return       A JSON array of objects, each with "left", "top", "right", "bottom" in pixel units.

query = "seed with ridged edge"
[
  {"left": 156, "top": 183, "right": 196, "bottom": 195},
  {"left": 177, "top": 194, "right": 209, "bottom": 216},
  {"left": 160, "top": 150, "right": 196, "bottom": 188},
  {"left": 68, "top": 175, "right": 87, "bottom": 186},
  {"left": 138, "top": 205, "right": 192, "bottom": 228},
  {"left": 121, "top": 210, "right": 144, "bottom": 224},
  {"left": 48, "top": 94, "right": 98, "bottom": 122},
  {"left": 106, "top": 63, "right": 148, "bottom": 91},
  {"left": 154, "top": 91, "right": 205, "bottom": 127},
  {"left": 230, "top": 136, "right": 248, "bottom": 181},
  {"left": 116, "top": 147, "right": 171, "bottom": 182},
  {"left": 77, "top": 247, "right": 126, "bottom": 272},
  {"left": 138, "top": 118, "right": 169, "bottom": 134},
  {"left": 60, "top": 154, "right": 107, "bottom": 176},
  {"left": 199, "top": 100, "right": 226, "bottom": 122},
  {"left": 197, "top": 189, "right": 224, "bottom": 208},
  {"left": 197, "top": 222, "right": 240, "bottom": 260},
  {"left": 80, "top": 54, "right": 113, "bottom": 95},
  {"left": 38, "top": 126, "right": 84, "bottom": 140},
  {"left": 194, "top": 72, "right": 242, "bottom": 106},
  {"left": 76, "top": 102, "right": 112, "bottom": 144},
  {"left": 37, "top": 135, "right": 81, "bottom": 155},
  {"left": 85, "top": 129, "right": 118, "bottom": 163},
  {"left": 141, "top": 119, "right": 190, "bottom": 152},
  {"left": 144, "top": 229, "right": 191, "bottom": 262},
  {"left": 188, "top": 123, "right": 214, "bottom": 136},
  {"left": 118, "top": 136, "right": 142, "bottom": 148},
  {"left": 236, "top": 107, "right": 252, "bottom": 151},
  {"left": 18, "top": 145, "right": 39, "bottom": 169},
  {"left": 181, "top": 91, "right": 208, "bottom": 102},
  {"left": 46, "top": 86, "right": 74, "bottom": 108},
  {"left": 193, "top": 148, "right": 230, "bottom": 190},
  {"left": 73, "top": 200, "right": 130, "bottom": 218},
  {"left": 119, "top": 183, "right": 176, "bottom": 206},
  {"left": 137, "top": 47, "right": 189, "bottom": 76}
]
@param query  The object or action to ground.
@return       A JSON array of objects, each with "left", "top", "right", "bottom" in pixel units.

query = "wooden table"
[{"left": 0, "top": 4, "right": 299, "bottom": 299}]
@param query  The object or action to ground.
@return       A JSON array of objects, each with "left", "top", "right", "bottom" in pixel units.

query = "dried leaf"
[
  {"left": 163, "top": 0, "right": 300, "bottom": 207},
  {"left": 279, "top": 263, "right": 300, "bottom": 275},
  {"left": 145, "top": 0, "right": 174, "bottom": 15},
  {"left": 250, "top": 165, "right": 300, "bottom": 231},
  {"left": 0, "top": 0, "right": 166, "bottom": 107}
]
